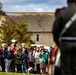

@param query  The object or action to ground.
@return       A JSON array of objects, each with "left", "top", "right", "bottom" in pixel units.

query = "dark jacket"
[
  {"left": 52, "top": 4, "right": 76, "bottom": 45},
  {"left": 20, "top": 52, "right": 28, "bottom": 64},
  {"left": 0, "top": 48, "right": 3, "bottom": 64},
  {"left": 28, "top": 55, "right": 35, "bottom": 63},
  {"left": 3, "top": 50, "right": 12, "bottom": 60},
  {"left": 14, "top": 50, "right": 21, "bottom": 64}
]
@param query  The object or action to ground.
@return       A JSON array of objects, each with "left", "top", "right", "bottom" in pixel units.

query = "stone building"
[{"left": 5, "top": 12, "right": 55, "bottom": 46}]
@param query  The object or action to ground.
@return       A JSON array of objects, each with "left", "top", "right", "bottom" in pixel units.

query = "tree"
[
  {"left": 0, "top": 2, "right": 6, "bottom": 15},
  {"left": 0, "top": 2, "right": 2, "bottom": 10},
  {"left": 0, "top": 19, "right": 33, "bottom": 44},
  {"left": 0, "top": 2, "right": 3, "bottom": 15}
]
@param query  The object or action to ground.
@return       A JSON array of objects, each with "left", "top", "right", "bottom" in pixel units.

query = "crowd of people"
[{"left": 0, "top": 42, "right": 55, "bottom": 75}]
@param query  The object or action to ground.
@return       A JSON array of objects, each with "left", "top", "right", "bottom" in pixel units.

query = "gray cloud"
[
  {"left": 1, "top": 0, "right": 67, "bottom": 12},
  {"left": 1, "top": 0, "right": 66, "bottom": 5},
  {"left": 1, "top": 0, "right": 51, "bottom": 5}
]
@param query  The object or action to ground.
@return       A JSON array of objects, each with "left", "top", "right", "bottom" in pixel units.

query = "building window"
[{"left": 36, "top": 34, "right": 39, "bottom": 41}]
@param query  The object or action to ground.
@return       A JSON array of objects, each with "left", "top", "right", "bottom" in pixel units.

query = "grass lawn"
[{"left": 0, "top": 72, "right": 42, "bottom": 75}]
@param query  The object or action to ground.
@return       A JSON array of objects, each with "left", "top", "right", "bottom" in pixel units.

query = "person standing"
[
  {"left": 38, "top": 49, "right": 49, "bottom": 75},
  {"left": 1, "top": 43, "right": 8, "bottom": 72},
  {"left": 52, "top": 0, "right": 76, "bottom": 75},
  {"left": 20, "top": 48, "right": 27, "bottom": 73},
  {"left": 3, "top": 46, "right": 12, "bottom": 72},
  {"left": 14, "top": 46, "right": 21, "bottom": 72},
  {"left": 10, "top": 43, "right": 16, "bottom": 72}
]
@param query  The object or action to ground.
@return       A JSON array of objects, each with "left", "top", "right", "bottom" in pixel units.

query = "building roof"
[
  {"left": 6, "top": 12, "right": 54, "bottom": 15},
  {"left": 5, "top": 12, "right": 55, "bottom": 32}
]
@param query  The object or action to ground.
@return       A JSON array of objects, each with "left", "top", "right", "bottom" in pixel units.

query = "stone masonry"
[{"left": 5, "top": 12, "right": 55, "bottom": 46}]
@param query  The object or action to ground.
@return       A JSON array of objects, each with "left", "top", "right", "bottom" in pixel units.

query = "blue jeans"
[
  {"left": 21, "top": 64, "right": 26, "bottom": 73},
  {"left": 5, "top": 59, "right": 11, "bottom": 72}
]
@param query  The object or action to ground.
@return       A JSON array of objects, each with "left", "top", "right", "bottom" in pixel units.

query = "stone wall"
[{"left": 31, "top": 32, "right": 54, "bottom": 45}]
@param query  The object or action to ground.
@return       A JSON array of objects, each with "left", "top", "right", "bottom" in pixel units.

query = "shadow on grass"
[{"left": 0, "top": 72, "right": 42, "bottom": 75}]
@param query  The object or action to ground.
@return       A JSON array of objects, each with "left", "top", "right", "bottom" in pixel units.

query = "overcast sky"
[{"left": 1, "top": 0, "right": 67, "bottom": 12}]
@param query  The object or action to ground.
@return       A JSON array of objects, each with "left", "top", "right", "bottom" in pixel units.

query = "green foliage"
[
  {"left": 25, "top": 40, "right": 35, "bottom": 46},
  {"left": 0, "top": 2, "right": 6, "bottom": 15},
  {"left": 0, "top": 19, "right": 33, "bottom": 43},
  {"left": 0, "top": 2, "right": 3, "bottom": 15}
]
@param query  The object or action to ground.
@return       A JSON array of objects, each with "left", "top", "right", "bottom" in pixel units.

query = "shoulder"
[{"left": 55, "top": 7, "right": 66, "bottom": 17}]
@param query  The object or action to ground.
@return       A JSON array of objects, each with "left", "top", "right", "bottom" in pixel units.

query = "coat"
[
  {"left": 38, "top": 51, "right": 49, "bottom": 63},
  {"left": 14, "top": 50, "right": 21, "bottom": 64}
]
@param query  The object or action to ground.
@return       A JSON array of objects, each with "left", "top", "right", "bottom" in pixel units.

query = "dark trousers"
[
  {"left": 60, "top": 42, "right": 76, "bottom": 75},
  {"left": 54, "top": 66, "right": 61, "bottom": 75},
  {"left": 37, "top": 64, "right": 41, "bottom": 73},
  {"left": 1, "top": 58, "right": 5, "bottom": 72},
  {"left": 10, "top": 60, "right": 15, "bottom": 72},
  {"left": 29, "top": 62, "right": 34, "bottom": 68},
  {"left": 16, "top": 64, "right": 22, "bottom": 72}
]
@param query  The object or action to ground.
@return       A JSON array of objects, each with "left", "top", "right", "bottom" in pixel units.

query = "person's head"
[
  {"left": 8, "top": 46, "right": 11, "bottom": 51},
  {"left": 67, "top": 0, "right": 76, "bottom": 4},
  {"left": 29, "top": 51, "right": 32, "bottom": 55},
  {"left": 22, "top": 43, "right": 25, "bottom": 48},
  {"left": 33, "top": 46, "right": 37, "bottom": 50}
]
